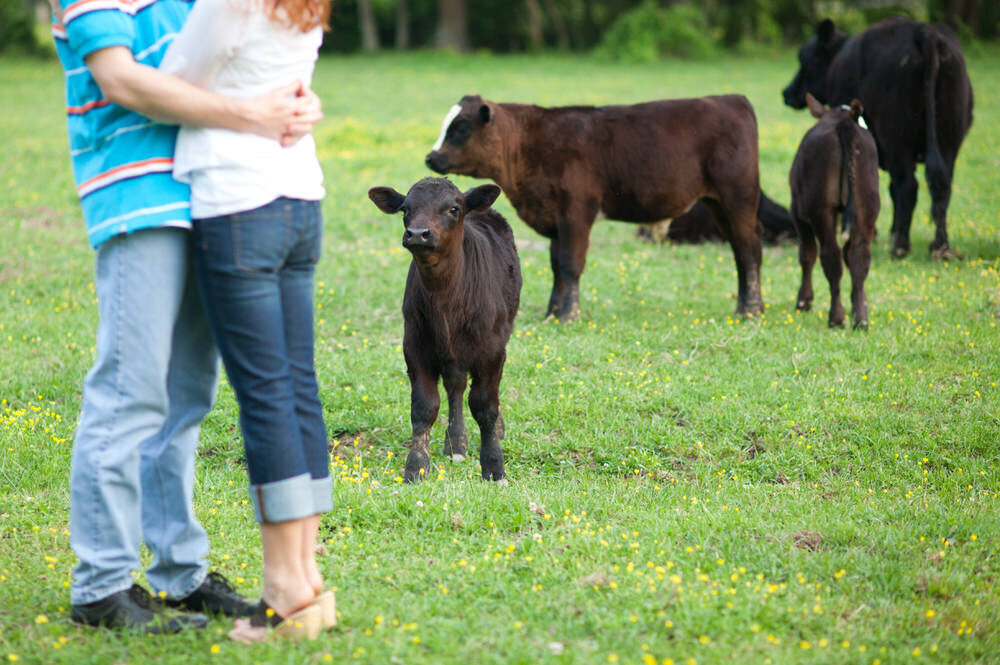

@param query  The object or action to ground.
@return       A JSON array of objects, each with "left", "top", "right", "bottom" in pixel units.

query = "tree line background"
[{"left": 2, "top": 0, "right": 997, "bottom": 57}]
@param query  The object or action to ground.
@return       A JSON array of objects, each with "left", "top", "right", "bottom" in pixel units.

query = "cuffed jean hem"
[
  {"left": 251, "top": 473, "right": 323, "bottom": 523},
  {"left": 312, "top": 476, "right": 333, "bottom": 514}
]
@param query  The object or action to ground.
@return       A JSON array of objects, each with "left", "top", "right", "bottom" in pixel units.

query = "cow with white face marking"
[{"left": 425, "top": 94, "right": 764, "bottom": 321}]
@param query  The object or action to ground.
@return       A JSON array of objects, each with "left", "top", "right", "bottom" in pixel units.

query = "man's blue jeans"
[
  {"left": 70, "top": 227, "right": 218, "bottom": 604},
  {"left": 192, "top": 198, "right": 332, "bottom": 523}
]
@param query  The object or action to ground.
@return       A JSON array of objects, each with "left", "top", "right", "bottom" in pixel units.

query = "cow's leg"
[
  {"left": 468, "top": 360, "right": 506, "bottom": 482},
  {"left": 706, "top": 197, "right": 763, "bottom": 317},
  {"left": 926, "top": 152, "right": 962, "bottom": 260},
  {"left": 404, "top": 358, "right": 440, "bottom": 483},
  {"left": 545, "top": 238, "right": 567, "bottom": 319},
  {"left": 816, "top": 211, "right": 845, "bottom": 328},
  {"left": 795, "top": 218, "right": 817, "bottom": 312},
  {"left": 887, "top": 162, "right": 918, "bottom": 259},
  {"left": 441, "top": 365, "right": 468, "bottom": 461}
]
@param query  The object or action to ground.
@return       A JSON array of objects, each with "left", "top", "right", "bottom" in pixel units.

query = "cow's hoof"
[
  {"left": 930, "top": 244, "right": 963, "bottom": 261},
  {"left": 853, "top": 319, "right": 869, "bottom": 331},
  {"left": 828, "top": 318, "right": 846, "bottom": 329},
  {"left": 796, "top": 301, "right": 811, "bottom": 312},
  {"left": 450, "top": 454, "right": 466, "bottom": 462},
  {"left": 891, "top": 244, "right": 910, "bottom": 259}
]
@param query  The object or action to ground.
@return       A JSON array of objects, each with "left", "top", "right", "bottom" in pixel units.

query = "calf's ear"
[
  {"left": 805, "top": 92, "right": 825, "bottom": 118},
  {"left": 368, "top": 187, "right": 406, "bottom": 214},
  {"left": 464, "top": 184, "right": 502, "bottom": 211},
  {"left": 849, "top": 99, "right": 864, "bottom": 120}
]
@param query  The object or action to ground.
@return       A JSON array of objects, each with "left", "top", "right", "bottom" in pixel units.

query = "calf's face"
[
  {"left": 368, "top": 178, "right": 502, "bottom": 261},
  {"left": 425, "top": 95, "right": 499, "bottom": 178},
  {"left": 783, "top": 19, "right": 844, "bottom": 109}
]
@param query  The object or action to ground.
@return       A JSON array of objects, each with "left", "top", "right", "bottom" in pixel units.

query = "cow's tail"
[
  {"left": 836, "top": 119, "right": 857, "bottom": 239},
  {"left": 922, "top": 25, "right": 949, "bottom": 198}
]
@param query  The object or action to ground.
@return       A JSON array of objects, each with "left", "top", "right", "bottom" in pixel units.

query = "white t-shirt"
[{"left": 160, "top": 0, "right": 325, "bottom": 219}]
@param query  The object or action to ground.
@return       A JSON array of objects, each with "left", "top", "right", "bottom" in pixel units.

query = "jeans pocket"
[{"left": 232, "top": 202, "right": 293, "bottom": 273}]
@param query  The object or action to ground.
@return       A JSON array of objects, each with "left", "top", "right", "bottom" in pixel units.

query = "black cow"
[
  {"left": 790, "top": 95, "right": 880, "bottom": 329},
  {"left": 368, "top": 178, "right": 522, "bottom": 483},
  {"left": 783, "top": 16, "right": 973, "bottom": 259},
  {"left": 638, "top": 191, "right": 797, "bottom": 245},
  {"left": 425, "top": 94, "right": 764, "bottom": 321}
]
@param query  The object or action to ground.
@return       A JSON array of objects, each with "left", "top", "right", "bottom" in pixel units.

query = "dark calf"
[
  {"left": 790, "top": 94, "right": 880, "bottom": 329},
  {"left": 368, "top": 178, "right": 522, "bottom": 482}
]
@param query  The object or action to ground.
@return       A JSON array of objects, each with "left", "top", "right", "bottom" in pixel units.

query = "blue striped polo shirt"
[{"left": 53, "top": 0, "right": 193, "bottom": 248}]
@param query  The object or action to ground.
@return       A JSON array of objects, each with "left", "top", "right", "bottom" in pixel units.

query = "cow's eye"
[
  {"left": 448, "top": 119, "right": 472, "bottom": 145},
  {"left": 449, "top": 206, "right": 460, "bottom": 216}
]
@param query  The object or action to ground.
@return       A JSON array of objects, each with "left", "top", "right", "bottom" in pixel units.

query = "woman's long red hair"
[{"left": 269, "top": 0, "right": 331, "bottom": 32}]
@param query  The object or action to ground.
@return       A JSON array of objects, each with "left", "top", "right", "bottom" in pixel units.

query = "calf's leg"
[
  {"left": 545, "top": 239, "right": 567, "bottom": 319},
  {"left": 468, "top": 363, "right": 506, "bottom": 482},
  {"left": 441, "top": 366, "right": 468, "bottom": 461},
  {"left": 707, "top": 197, "right": 764, "bottom": 316},
  {"left": 795, "top": 218, "right": 817, "bottom": 312},
  {"left": 816, "top": 211, "right": 845, "bottom": 327},
  {"left": 843, "top": 229, "right": 872, "bottom": 330},
  {"left": 405, "top": 361, "right": 440, "bottom": 483}
]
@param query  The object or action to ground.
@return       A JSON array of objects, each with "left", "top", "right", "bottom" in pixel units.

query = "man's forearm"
[
  {"left": 85, "top": 46, "right": 316, "bottom": 143},
  {"left": 87, "top": 47, "right": 260, "bottom": 132}
]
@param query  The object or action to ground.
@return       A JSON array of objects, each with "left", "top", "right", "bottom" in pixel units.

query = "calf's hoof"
[
  {"left": 481, "top": 470, "right": 508, "bottom": 484},
  {"left": 450, "top": 454, "right": 466, "bottom": 462},
  {"left": 853, "top": 319, "right": 869, "bottom": 331},
  {"left": 796, "top": 300, "right": 811, "bottom": 312}
]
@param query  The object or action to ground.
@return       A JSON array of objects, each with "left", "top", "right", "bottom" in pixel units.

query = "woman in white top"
[{"left": 161, "top": 0, "right": 333, "bottom": 643}]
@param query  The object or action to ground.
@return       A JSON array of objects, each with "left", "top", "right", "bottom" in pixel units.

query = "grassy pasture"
[{"left": 1, "top": 48, "right": 998, "bottom": 664}]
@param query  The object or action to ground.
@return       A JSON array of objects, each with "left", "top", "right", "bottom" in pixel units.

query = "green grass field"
[{"left": 1, "top": 48, "right": 998, "bottom": 664}]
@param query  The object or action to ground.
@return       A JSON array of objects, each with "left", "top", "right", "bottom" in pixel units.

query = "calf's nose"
[{"left": 403, "top": 227, "right": 436, "bottom": 248}]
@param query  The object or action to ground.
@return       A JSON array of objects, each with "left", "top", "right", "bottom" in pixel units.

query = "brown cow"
[
  {"left": 790, "top": 94, "right": 880, "bottom": 329},
  {"left": 425, "top": 95, "right": 764, "bottom": 321},
  {"left": 368, "top": 178, "right": 522, "bottom": 482}
]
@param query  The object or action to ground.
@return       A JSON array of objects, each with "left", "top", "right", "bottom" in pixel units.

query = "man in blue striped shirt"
[{"left": 51, "top": 0, "right": 323, "bottom": 633}]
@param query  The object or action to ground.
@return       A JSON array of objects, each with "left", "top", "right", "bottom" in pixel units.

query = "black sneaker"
[
  {"left": 72, "top": 584, "right": 208, "bottom": 634},
  {"left": 165, "top": 571, "right": 254, "bottom": 617}
]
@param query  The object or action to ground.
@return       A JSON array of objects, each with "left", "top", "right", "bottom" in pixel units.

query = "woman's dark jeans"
[{"left": 192, "top": 197, "right": 331, "bottom": 523}]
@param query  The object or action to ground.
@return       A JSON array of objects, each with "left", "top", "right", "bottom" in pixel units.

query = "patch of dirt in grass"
[
  {"left": 577, "top": 571, "right": 610, "bottom": 587},
  {"left": 328, "top": 429, "right": 380, "bottom": 458},
  {"left": 743, "top": 433, "right": 766, "bottom": 460},
  {"left": 12, "top": 207, "right": 69, "bottom": 231},
  {"left": 792, "top": 530, "right": 824, "bottom": 551}
]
